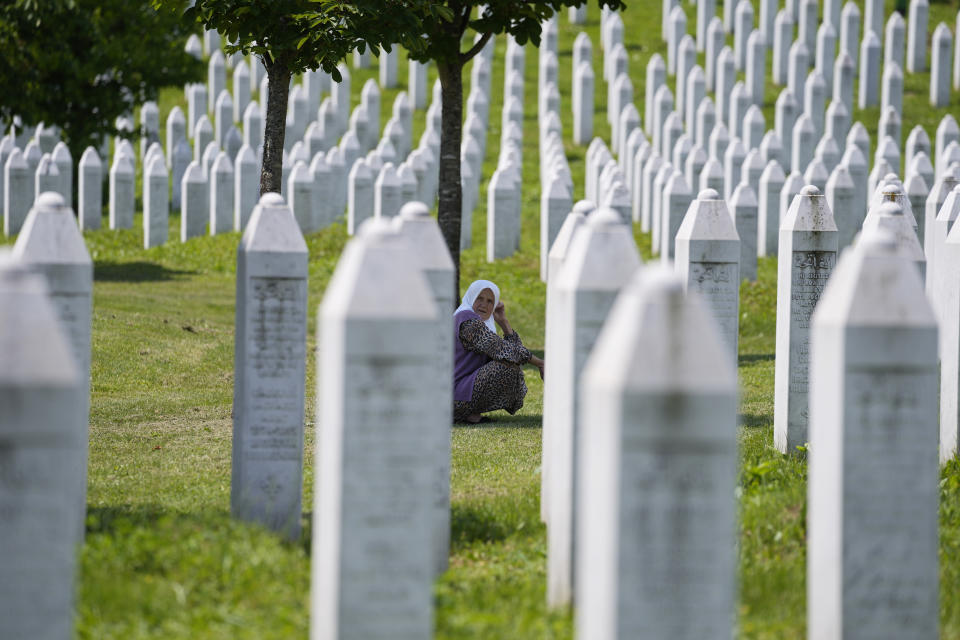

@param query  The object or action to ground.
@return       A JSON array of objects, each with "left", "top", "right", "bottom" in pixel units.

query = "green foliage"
[
  {"left": 168, "top": 0, "right": 430, "bottom": 78},
  {"left": 0, "top": 0, "right": 203, "bottom": 159}
]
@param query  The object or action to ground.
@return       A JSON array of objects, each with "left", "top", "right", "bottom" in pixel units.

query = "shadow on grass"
[
  {"left": 94, "top": 260, "right": 197, "bottom": 282},
  {"left": 739, "top": 413, "right": 771, "bottom": 429},
  {"left": 739, "top": 353, "right": 775, "bottom": 365},
  {"left": 85, "top": 503, "right": 230, "bottom": 535},
  {"left": 450, "top": 502, "right": 514, "bottom": 547}
]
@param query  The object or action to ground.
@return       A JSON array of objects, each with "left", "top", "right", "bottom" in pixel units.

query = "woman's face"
[{"left": 472, "top": 288, "right": 495, "bottom": 320}]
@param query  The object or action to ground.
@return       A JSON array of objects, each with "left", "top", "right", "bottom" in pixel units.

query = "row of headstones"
[
  {"left": 486, "top": 36, "right": 526, "bottom": 261},
  {"left": 0, "top": 187, "right": 455, "bottom": 638},
  {"left": 665, "top": 0, "right": 960, "bottom": 107},
  {"left": 574, "top": 8, "right": 960, "bottom": 281},
  {"left": 2, "top": 34, "right": 438, "bottom": 246},
  {"left": 537, "top": 174, "right": 942, "bottom": 636}
]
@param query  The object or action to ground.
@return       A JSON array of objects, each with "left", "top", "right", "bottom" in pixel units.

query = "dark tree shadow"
[
  {"left": 450, "top": 502, "right": 513, "bottom": 546},
  {"left": 738, "top": 413, "right": 770, "bottom": 429},
  {"left": 739, "top": 353, "right": 775, "bottom": 365},
  {"left": 94, "top": 261, "right": 197, "bottom": 282}
]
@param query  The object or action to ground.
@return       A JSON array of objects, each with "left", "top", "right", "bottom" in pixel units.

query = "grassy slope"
[{"left": 6, "top": 0, "right": 955, "bottom": 637}]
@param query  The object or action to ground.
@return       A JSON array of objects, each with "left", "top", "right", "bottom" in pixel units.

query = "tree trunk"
[
  {"left": 437, "top": 59, "right": 464, "bottom": 307},
  {"left": 260, "top": 62, "right": 291, "bottom": 196}
]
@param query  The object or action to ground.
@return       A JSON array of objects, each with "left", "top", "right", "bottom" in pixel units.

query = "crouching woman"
[{"left": 452, "top": 280, "right": 544, "bottom": 424}]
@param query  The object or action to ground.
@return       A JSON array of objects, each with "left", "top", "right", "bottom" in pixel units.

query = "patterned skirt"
[{"left": 453, "top": 361, "right": 528, "bottom": 422}]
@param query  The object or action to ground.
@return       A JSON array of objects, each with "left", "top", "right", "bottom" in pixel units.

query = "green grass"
[{"left": 8, "top": 0, "right": 960, "bottom": 637}]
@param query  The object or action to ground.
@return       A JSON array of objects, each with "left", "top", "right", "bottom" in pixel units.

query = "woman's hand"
[
  {"left": 530, "top": 354, "right": 545, "bottom": 380},
  {"left": 493, "top": 301, "right": 507, "bottom": 326}
]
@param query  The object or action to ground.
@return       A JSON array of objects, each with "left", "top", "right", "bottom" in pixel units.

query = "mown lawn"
[{"left": 8, "top": 0, "right": 960, "bottom": 637}]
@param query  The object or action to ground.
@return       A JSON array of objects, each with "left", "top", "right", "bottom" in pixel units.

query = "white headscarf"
[{"left": 454, "top": 279, "right": 501, "bottom": 332}]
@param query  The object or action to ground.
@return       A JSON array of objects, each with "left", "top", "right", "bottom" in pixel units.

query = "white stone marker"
[
  {"left": 541, "top": 176, "right": 573, "bottom": 281},
  {"left": 289, "top": 160, "right": 316, "bottom": 233},
  {"left": 52, "top": 142, "right": 72, "bottom": 207},
  {"left": 312, "top": 218, "right": 438, "bottom": 640},
  {"left": 641, "top": 152, "right": 664, "bottom": 232},
  {"left": 907, "top": 0, "right": 929, "bottom": 72},
  {"left": 774, "top": 185, "right": 838, "bottom": 454},
  {"left": 0, "top": 250, "right": 84, "bottom": 640},
  {"left": 759, "top": 159, "right": 786, "bottom": 257},
  {"left": 233, "top": 60, "right": 251, "bottom": 122},
  {"left": 547, "top": 208, "right": 641, "bottom": 609},
  {"left": 661, "top": 171, "right": 693, "bottom": 262},
  {"left": 347, "top": 159, "right": 375, "bottom": 235},
  {"left": 374, "top": 162, "right": 401, "bottom": 220},
  {"left": 716, "top": 48, "right": 735, "bottom": 125},
  {"left": 930, "top": 22, "right": 952, "bottom": 107},
  {"left": 392, "top": 201, "right": 455, "bottom": 574},
  {"left": 808, "top": 227, "right": 939, "bottom": 640},
  {"left": 833, "top": 51, "right": 855, "bottom": 116},
  {"left": 792, "top": 113, "right": 816, "bottom": 173},
  {"left": 858, "top": 30, "right": 881, "bottom": 108},
  {"left": 77, "top": 147, "right": 102, "bottom": 231},
  {"left": 243, "top": 102, "right": 262, "bottom": 150},
  {"left": 881, "top": 63, "right": 904, "bottom": 116},
  {"left": 776, "top": 89, "right": 799, "bottom": 166},
  {"left": 841, "top": 2, "right": 861, "bottom": 66},
  {"left": 108, "top": 153, "right": 134, "bottom": 230},
  {"left": 181, "top": 161, "right": 208, "bottom": 241},
  {"left": 143, "top": 155, "right": 168, "bottom": 249},
  {"left": 575, "top": 266, "right": 737, "bottom": 640},
  {"left": 885, "top": 12, "right": 906, "bottom": 68},
  {"left": 772, "top": 11, "right": 793, "bottom": 85},
  {"left": 731, "top": 181, "right": 758, "bottom": 281},
  {"left": 210, "top": 152, "right": 234, "bottom": 235},
  {"left": 677, "top": 188, "right": 741, "bottom": 360},
  {"left": 817, "top": 24, "right": 838, "bottom": 90},
  {"left": 788, "top": 42, "right": 810, "bottom": 106},
  {"left": 745, "top": 30, "right": 766, "bottom": 106},
  {"left": 232, "top": 192, "right": 308, "bottom": 541},
  {"left": 936, "top": 183, "right": 960, "bottom": 462},
  {"left": 209, "top": 50, "right": 227, "bottom": 111},
  {"left": 734, "top": 0, "right": 755, "bottom": 71},
  {"left": 14, "top": 190, "right": 93, "bottom": 541},
  {"left": 33, "top": 154, "right": 59, "bottom": 209},
  {"left": 826, "top": 164, "right": 857, "bottom": 249},
  {"left": 542, "top": 202, "right": 592, "bottom": 523},
  {"left": 574, "top": 62, "right": 594, "bottom": 145},
  {"left": 487, "top": 168, "right": 520, "bottom": 261},
  {"left": 234, "top": 144, "right": 258, "bottom": 232},
  {"left": 863, "top": 201, "right": 926, "bottom": 277},
  {"left": 171, "top": 139, "right": 192, "bottom": 212}
]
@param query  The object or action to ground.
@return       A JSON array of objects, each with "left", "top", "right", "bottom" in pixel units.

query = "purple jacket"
[{"left": 453, "top": 309, "right": 488, "bottom": 402}]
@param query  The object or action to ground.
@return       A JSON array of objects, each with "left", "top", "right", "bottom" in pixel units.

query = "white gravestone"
[
  {"left": 35, "top": 154, "right": 59, "bottom": 202},
  {"left": 393, "top": 202, "right": 455, "bottom": 575},
  {"left": 484, "top": 166, "right": 520, "bottom": 261},
  {"left": 210, "top": 152, "right": 234, "bottom": 235},
  {"left": 862, "top": 201, "right": 926, "bottom": 278},
  {"left": 143, "top": 155, "right": 169, "bottom": 248},
  {"left": 937, "top": 183, "right": 960, "bottom": 462},
  {"left": 541, "top": 176, "right": 573, "bottom": 281},
  {"left": 774, "top": 185, "right": 838, "bottom": 454},
  {"left": 374, "top": 162, "right": 401, "bottom": 220},
  {"left": 0, "top": 252, "right": 84, "bottom": 640},
  {"left": 676, "top": 188, "right": 742, "bottom": 360},
  {"left": 51, "top": 142, "right": 71, "bottom": 207},
  {"left": 232, "top": 192, "right": 308, "bottom": 541},
  {"left": 758, "top": 159, "right": 786, "bottom": 257},
  {"left": 930, "top": 23, "right": 952, "bottom": 107},
  {"left": 730, "top": 181, "right": 758, "bottom": 281},
  {"left": 660, "top": 171, "right": 693, "bottom": 263},
  {"left": 181, "top": 161, "right": 208, "bottom": 241},
  {"left": 108, "top": 153, "right": 134, "bottom": 230},
  {"left": 348, "top": 159, "right": 375, "bottom": 235},
  {"left": 575, "top": 266, "right": 737, "bottom": 640},
  {"left": 234, "top": 144, "right": 258, "bottom": 232},
  {"left": 77, "top": 147, "right": 102, "bottom": 231},
  {"left": 312, "top": 219, "right": 438, "bottom": 640},
  {"left": 289, "top": 161, "right": 316, "bottom": 234},
  {"left": 858, "top": 31, "right": 881, "bottom": 108},
  {"left": 13, "top": 191, "right": 93, "bottom": 543},
  {"left": 826, "top": 164, "right": 857, "bottom": 249},
  {"left": 907, "top": 0, "right": 929, "bottom": 72},
  {"left": 547, "top": 208, "right": 641, "bottom": 609},
  {"left": 5, "top": 149, "right": 30, "bottom": 236},
  {"left": 541, "top": 202, "right": 592, "bottom": 523},
  {"left": 808, "top": 227, "right": 939, "bottom": 640}
]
